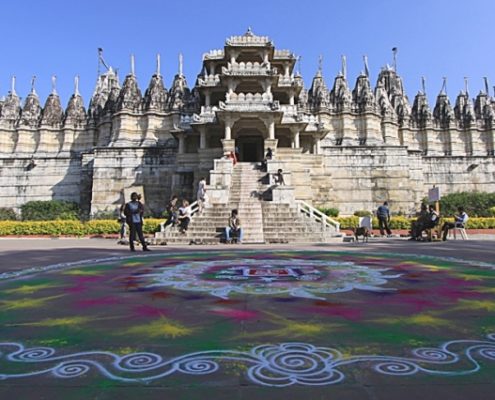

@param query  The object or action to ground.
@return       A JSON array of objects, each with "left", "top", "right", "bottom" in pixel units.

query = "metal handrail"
[
  {"left": 160, "top": 200, "right": 199, "bottom": 233},
  {"left": 296, "top": 200, "right": 340, "bottom": 231}
]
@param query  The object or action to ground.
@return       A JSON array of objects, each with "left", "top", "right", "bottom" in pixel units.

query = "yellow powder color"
[
  {"left": 455, "top": 300, "right": 495, "bottom": 312},
  {"left": 8, "top": 316, "right": 93, "bottom": 327},
  {"left": 477, "top": 287, "right": 495, "bottom": 294},
  {"left": 124, "top": 318, "right": 194, "bottom": 339},
  {"left": 0, "top": 295, "right": 64, "bottom": 311},
  {"left": 121, "top": 262, "right": 144, "bottom": 267},
  {"left": 238, "top": 311, "right": 340, "bottom": 339},
  {"left": 63, "top": 269, "right": 103, "bottom": 276},
  {"left": 453, "top": 273, "right": 484, "bottom": 281},
  {"left": 4, "top": 283, "right": 60, "bottom": 295},
  {"left": 373, "top": 313, "right": 451, "bottom": 327}
]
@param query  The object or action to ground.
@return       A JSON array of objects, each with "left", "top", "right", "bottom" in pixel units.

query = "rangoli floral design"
[{"left": 142, "top": 258, "right": 402, "bottom": 299}]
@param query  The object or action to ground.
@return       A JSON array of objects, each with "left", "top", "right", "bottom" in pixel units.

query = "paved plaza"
[{"left": 0, "top": 238, "right": 494, "bottom": 399}]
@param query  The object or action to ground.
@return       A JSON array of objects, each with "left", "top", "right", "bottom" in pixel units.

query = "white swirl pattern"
[{"left": 0, "top": 334, "right": 494, "bottom": 386}]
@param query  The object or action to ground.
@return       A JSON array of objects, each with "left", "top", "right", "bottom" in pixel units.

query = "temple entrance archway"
[{"left": 236, "top": 135, "right": 264, "bottom": 162}]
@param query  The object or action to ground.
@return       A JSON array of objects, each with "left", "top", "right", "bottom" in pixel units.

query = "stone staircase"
[{"left": 154, "top": 161, "right": 340, "bottom": 245}]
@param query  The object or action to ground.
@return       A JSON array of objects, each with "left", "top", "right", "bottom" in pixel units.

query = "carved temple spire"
[
  {"left": 89, "top": 67, "right": 120, "bottom": 118},
  {"left": 0, "top": 76, "right": 21, "bottom": 123},
  {"left": 308, "top": 63, "right": 329, "bottom": 111},
  {"left": 168, "top": 68, "right": 190, "bottom": 110},
  {"left": 352, "top": 73, "right": 376, "bottom": 113},
  {"left": 412, "top": 89, "right": 432, "bottom": 128},
  {"left": 19, "top": 80, "right": 42, "bottom": 127},
  {"left": 41, "top": 88, "right": 64, "bottom": 127},
  {"left": 116, "top": 71, "right": 142, "bottom": 112},
  {"left": 144, "top": 71, "right": 168, "bottom": 112},
  {"left": 433, "top": 83, "right": 454, "bottom": 128},
  {"left": 64, "top": 76, "right": 86, "bottom": 127},
  {"left": 330, "top": 71, "right": 351, "bottom": 112}
]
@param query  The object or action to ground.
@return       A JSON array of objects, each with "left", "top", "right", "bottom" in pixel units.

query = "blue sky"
[{"left": 1, "top": 0, "right": 493, "bottom": 107}]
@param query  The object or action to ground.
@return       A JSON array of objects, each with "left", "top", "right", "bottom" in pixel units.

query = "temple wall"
[
  {"left": 422, "top": 156, "right": 495, "bottom": 194},
  {"left": 316, "top": 146, "right": 424, "bottom": 215},
  {"left": 0, "top": 156, "right": 82, "bottom": 212},
  {"left": 89, "top": 146, "right": 179, "bottom": 216}
]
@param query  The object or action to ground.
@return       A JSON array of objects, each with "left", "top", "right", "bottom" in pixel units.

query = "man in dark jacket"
[
  {"left": 124, "top": 192, "right": 150, "bottom": 252},
  {"left": 377, "top": 201, "right": 392, "bottom": 237}
]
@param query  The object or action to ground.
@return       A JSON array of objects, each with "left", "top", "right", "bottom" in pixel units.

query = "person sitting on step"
[
  {"left": 177, "top": 200, "right": 192, "bottom": 234},
  {"left": 225, "top": 209, "right": 243, "bottom": 243}
]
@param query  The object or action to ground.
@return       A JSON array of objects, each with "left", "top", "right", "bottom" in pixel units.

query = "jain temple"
[{"left": 0, "top": 29, "right": 494, "bottom": 241}]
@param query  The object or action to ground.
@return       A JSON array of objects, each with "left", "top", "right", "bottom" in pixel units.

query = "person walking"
[
  {"left": 376, "top": 201, "right": 392, "bottom": 237},
  {"left": 124, "top": 192, "right": 150, "bottom": 252}
]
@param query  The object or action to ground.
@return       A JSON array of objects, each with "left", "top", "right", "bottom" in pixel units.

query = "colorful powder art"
[{"left": 0, "top": 250, "right": 494, "bottom": 388}]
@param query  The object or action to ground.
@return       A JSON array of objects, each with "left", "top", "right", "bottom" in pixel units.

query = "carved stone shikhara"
[{"left": 0, "top": 29, "right": 494, "bottom": 216}]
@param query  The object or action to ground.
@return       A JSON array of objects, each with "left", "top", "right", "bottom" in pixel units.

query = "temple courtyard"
[{"left": 0, "top": 238, "right": 494, "bottom": 399}]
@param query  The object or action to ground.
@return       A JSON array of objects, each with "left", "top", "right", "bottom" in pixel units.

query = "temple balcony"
[
  {"left": 191, "top": 106, "right": 218, "bottom": 124},
  {"left": 277, "top": 75, "right": 304, "bottom": 88},
  {"left": 222, "top": 62, "right": 277, "bottom": 77},
  {"left": 225, "top": 34, "right": 272, "bottom": 47},
  {"left": 202, "top": 49, "right": 224, "bottom": 61},
  {"left": 219, "top": 92, "right": 280, "bottom": 112},
  {"left": 197, "top": 74, "right": 221, "bottom": 87}
]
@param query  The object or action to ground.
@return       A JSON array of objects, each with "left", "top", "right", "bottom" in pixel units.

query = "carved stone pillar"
[
  {"left": 177, "top": 133, "right": 186, "bottom": 154},
  {"left": 204, "top": 90, "right": 211, "bottom": 107},
  {"left": 199, "top": 126, "right": 207, "bottom": 149},
  {"left": 224, "top": 120, "right": 232, "bottom": 140},
  {"left": 291, "top": 130, "right": 300, "bottom": 148},
  {"left": 268, "top": 119, "right": 275, "bottom": 140}
]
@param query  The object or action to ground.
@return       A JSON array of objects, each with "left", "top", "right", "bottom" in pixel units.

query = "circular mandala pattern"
[{"left": 142, "top": 257, "right": 401, "bottom": 299}]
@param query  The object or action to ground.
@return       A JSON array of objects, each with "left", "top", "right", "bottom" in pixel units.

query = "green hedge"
[
  {"left": 0, "top": 208, "right": 17, "bottom": 221},
  {"left": 21, "top": 200, "right": 80, "bottom": 221},
  {"left": 0, "top": 219, "right": 163, "bottom": 236},
  {"left": 335, "top": 216, "right": 495, "bottom": 230},
  {"left": 438, "top": 192, "right": 495, "bottom": 217},
  {"left": 0, "top": 217, "right": 494, "bottom": 236}
]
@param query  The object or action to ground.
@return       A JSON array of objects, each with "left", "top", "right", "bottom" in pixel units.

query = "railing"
[
  {"left": 296, "top": 200, "right": 340, "bottom": 232},
  {"left": 159, "top": 200, "right": 200, "bottom": 233}
]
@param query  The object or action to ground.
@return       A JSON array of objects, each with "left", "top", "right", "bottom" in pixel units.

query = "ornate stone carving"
[
  {"left": 374, "top": 80, "right": 396, "bottom": 119},
  {"left": 433, "top": 93, "right": 454, "bottom": 129},
  {"left": 89, "top": 69, "right": 120, "bottom": 119},
  {"left": 0, "top": 92, "right": 21, "bottom": 122},
  {"left": 411, "top": 92, "right": 432, "bottom": 128},
  {"left": 41, "top": 93, "right": 64, "bottom": 127},
  {"left": 308, "top": 71, "right": 330, "bottom": 112},
  {"left": 64, "top": 94, "right": 86, "bottom": 127},
  {"left": 352, "top": 75, "right": 376, "bottom": 113},
  {"left": 116, "top": 74, "right": 142, "bottom": 112},
  {"left": 143, "top": 74, "right": 168, "bottom": 112},
  {"left": 168, "top": 74, "right": 190, "bottom": 111},
  {"left": 19, "top": 92, "right": 41, "bottom": 127},
  {"left": 330, "top": 75, "right": 352, "bottom": 112},
  {"left": 454, "top": 91, "right": 476, "bottom": 128}
]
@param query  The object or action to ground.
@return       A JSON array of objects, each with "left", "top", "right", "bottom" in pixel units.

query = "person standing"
[
  {"left": 197, "top": 177, "right": 207, "bottom": 214},
  {"left": 124, "top": 192, "right": 150, "bottom": 252},
  {"left": 376, "top": 201, "right": 392, "bottom": 237}
]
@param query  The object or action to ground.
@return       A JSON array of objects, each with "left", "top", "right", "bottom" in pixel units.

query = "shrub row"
[
  {"left": 0, "top": 219, "right": 163, "bottom": 236},
  {"left": 1, "top": 217, "right": 494, "bottom": 236},
  {"left": 335, "top": 217, "right": 495, "bottom": 230}
]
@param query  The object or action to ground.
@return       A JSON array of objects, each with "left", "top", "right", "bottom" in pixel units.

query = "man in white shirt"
[{"left": 442, "top": 206, "right": 469, "bottom": 241}]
